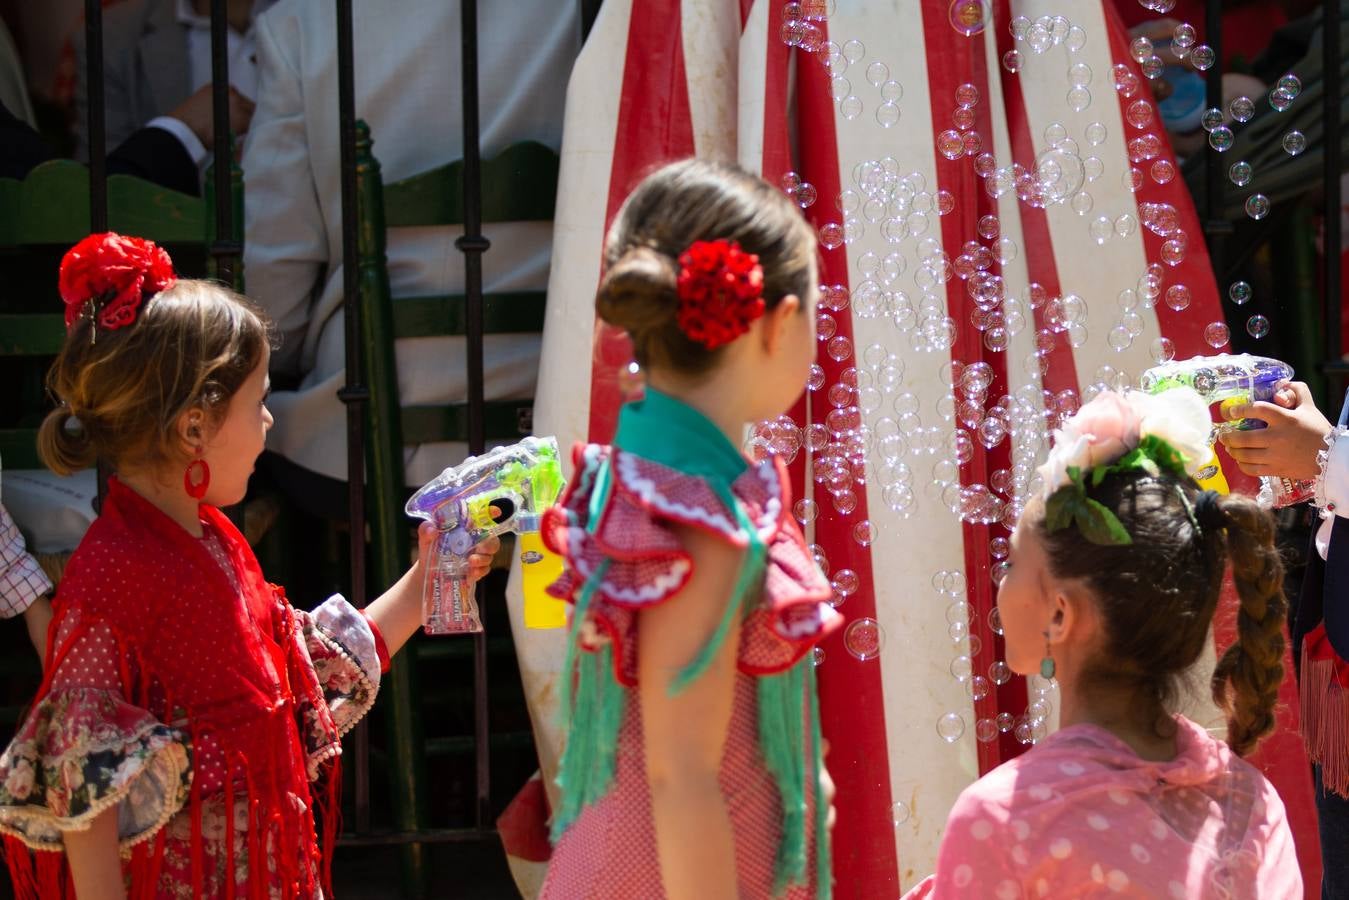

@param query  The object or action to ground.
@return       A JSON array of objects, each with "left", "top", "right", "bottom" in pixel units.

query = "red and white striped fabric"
[{"left": 506, "top": 1, "right": 1322, "bottom": 895}]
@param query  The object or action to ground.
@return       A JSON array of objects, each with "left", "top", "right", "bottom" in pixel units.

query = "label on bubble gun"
[{"left": 521, "top": 532, "right": 566, "bottom": 629}]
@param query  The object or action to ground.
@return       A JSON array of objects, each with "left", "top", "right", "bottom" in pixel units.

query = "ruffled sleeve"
[
  {"left": 289, "top": 594, "right": 381, "bottom": 777},
  {"left": 0, "top": 620, "right": 190, "bottom": 851},
  {"left": 542, "top": 443, "right": 840, "bottom": 686}
]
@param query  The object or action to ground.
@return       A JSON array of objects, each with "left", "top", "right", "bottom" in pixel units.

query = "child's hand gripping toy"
[
  {"left": 405, "top": 436, "right": 567, "bottom": 634},
  {"left": 1140, "top": 353, "right": 1315, "bottom": 507}
]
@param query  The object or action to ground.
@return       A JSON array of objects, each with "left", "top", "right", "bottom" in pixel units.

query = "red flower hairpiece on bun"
[
  {"left": 59, "top": 232, "right": 176, "bottom": 333},
  {"left": 675, "top": 239, "right": 766, "bottom": 350}
]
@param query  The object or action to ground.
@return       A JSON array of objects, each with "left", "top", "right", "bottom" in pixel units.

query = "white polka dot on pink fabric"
[
  {"left": 1049, "top": 837, "right": 1073, "bottom": 859},
  {"left": 1107, "top": 869, "right": 1130, "bottom": 891},
  {"left": 969, "top": 819, "right": 994, "bottom": 841},
  {"left": 1086, "top": 812, "right": 1110, "bottom": 831},
  {"left": 995, "top": 878, "right": 1020, "bottom": 900},
  {"left": 953, "top": 864, "right": 974, "bottom": 888}
]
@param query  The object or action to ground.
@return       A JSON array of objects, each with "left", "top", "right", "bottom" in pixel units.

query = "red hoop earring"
[{"left": 184, "top": 457, "right": 211, "bottom": 500}]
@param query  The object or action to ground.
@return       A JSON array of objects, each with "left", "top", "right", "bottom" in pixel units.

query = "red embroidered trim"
[
  {"left": 675, "top": 239, "right": 766, "bottom": 350},
  {"left": 360, "top": 610, "right": 392, "bottom": 674},
  {"left": 59, "top": 232, "right": 176, "bottom": 333}
]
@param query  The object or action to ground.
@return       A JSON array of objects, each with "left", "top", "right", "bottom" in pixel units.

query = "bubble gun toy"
[
  {"left": 1140, "top": 353, "right": 1314, "bottom": 507},
  {"left": 405, "top": 436, "right": 567, "bottom": 634}
]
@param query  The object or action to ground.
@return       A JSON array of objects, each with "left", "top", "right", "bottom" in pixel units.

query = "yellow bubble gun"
[
  {"left": 1140, "top": 353, "right": 1313, "bottom": 506},
  {"left": 405, "top": 436, "right": 567, "bottom": 634}
]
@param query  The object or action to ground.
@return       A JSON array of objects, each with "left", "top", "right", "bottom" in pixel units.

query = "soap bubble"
[
  {"left": 1129, "top": 36, "right": 1153, "bottom": 62},
  {"left": 1141, "top": 56, "right": 1165, "bottom": 79},
  {"left": 1173, "top": 22, "right": 1196, "bottom": 49},
  {"left": 1247, "top": 314, "right": 1270, "bottom": 339},
  {"left": 989, "top": 660, "right": 1012, "bottom": 685},
  {"left": 949, "top": 0, "right": 990, "bottom": 35},
  {"left": 1283, "top": 130, "right": 1307, "bottom": 156},
  {"left": 1108, "top": 326, "right": 1132, "bottom": 351},
  {"left": 1277, "top": 73, "right": 1302, "bottom": 98},
  {"left": 1066, "top": 24, "right": 1087, "bottom": 52},
  {"left": 845, "top": 617, "right": 883, "bottom": 660},
  {"left": 1084, "top": 121, "right": 1107, "bottom": 145},
  {"left": 1151, "top": 159, "right": 1176, "bottom": 184},
  {"left": 1245, "top": 194, "right": 1271, "bottom": 220},
  {"left": 842, "top": 38, "right": 865, "bottom": 62},
  {"left": 956, "top": 82, "right": 980, "bottom": 107},
  {"left": 1002, "top": 50, "right": 1024, "bottom": 73},
  {"left": 1229, "top": 281, "right": 1253, "bottom": 305},
  {"left": 1230, "top": 96, "right": 1255, "bottom": 122},
  {"left": 937, "top": 129, "right": 965, "bottom": 160},
  {"left": 819, "top": 222, "right": 844, "bottom": 248},
  {"left": 1165, "top": 284, "right": 1191, "bottom": 311},
  {"left": 937, "top": 712, "right": 966, "bottom": 743},
  {"left": 1269, "top": 88, "right": 1295, "bottom": 112},
  {"left": 1068, "top": 62, "right": 1092, "bottom": 86},
  {"left": 794, "top": 498, "right": 818, "bottom": 524},
  {"left": 1204, "top": 321, "right": 1230, "bottom": 348},
  {"left": 1067, "top": 86, "right": 1091, "bottom": 112},
  {"left": 1150, "top": 336, "right": 1175, "bottom": 363},
  {"left": 881, "top": 80, "right": 904, "bottom": 103},
  {"left": 1208, "top": 126, "right": 1234, "bottom": 152},
  {"left": 840, "top": 95, "right": 863, "bottom": 119},
  {"left": 1115, "top": 64, "right": 1140, "bottom": 98},
  {"left": 876, "top": 103, "right": 901, "bottom": 128},
  {"left": 892, "top": 800, "right": 911, "bottom": 826},
  {"left": 1229, "top": 160, "right": 1252, "bottom": 187},
  {"left": 867, "top": 60, "right": 890, "bottom": 87},
  {"left": 976, "top": 718, "right": 999, "bottom": 743},
  {"left": 1200, "top": 107, "right": 1224, "bottom": 132},
  {"left": 1190, "top": 44, "right": 1216, "bottom": 70},
  {"left": 1125, "top": 99, "right": 1153, "bottom": 129}
]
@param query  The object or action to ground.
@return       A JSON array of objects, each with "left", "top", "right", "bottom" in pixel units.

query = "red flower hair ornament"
[
  {"left": 58, "top": 232, "right": 176, "bottom": 334},
  {"left": 675, "top": 239, "right": 766, "bottom": 350}
]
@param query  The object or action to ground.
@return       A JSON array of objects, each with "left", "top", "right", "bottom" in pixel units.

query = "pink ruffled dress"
[
  {"left": 538, "top": 438, "right": 841, "bottom": 900},
  {"left": 903, "top": 715, "right": 1302, "bottom": 899}
]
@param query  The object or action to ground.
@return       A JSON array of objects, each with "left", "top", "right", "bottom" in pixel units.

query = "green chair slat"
[
  {"left": 6, "top": 160, "right": 203, "bottom": 247},
  {"left": 391, "top": 292, "right": 546, "bottom": 339},
  {"left": 0, "top": 429, "right": 41, "bottom": 470},
  {"left": 424, "top": 731, "right": 536, "bottom": 757},
  {"left": 0, "top": 314, "right": 65, "bottom": 355},
  {"left": 399, "top": 402, "right": 533, "bottom": 446},
  {"left": 382, "top": 141, "right": 559, "bottom": 228}
]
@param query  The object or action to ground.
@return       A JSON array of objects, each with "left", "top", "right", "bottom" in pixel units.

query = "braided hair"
[{"left": 1038, "top": 472, "right": 1286, "bottom": 755}]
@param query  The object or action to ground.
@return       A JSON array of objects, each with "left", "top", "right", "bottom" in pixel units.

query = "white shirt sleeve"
[
  {"left": 1314, "top": 427, "right": 1349, "bottom": 560},
  {"left": 144, "top": 116, "right": 209, "bottom": 168}
]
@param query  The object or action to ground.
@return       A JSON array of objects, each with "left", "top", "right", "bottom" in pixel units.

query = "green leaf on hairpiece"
[
  {"left": 1044, "top": 486, "right": 1077, "bottom": 533},
  {"left": 1075, "top": 497, "right": 1133, "bottom": 546}
]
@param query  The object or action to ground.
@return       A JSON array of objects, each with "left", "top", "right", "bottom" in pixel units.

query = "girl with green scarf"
[{"left": 539, "top": 160, "right": 840, "bottom": 900}]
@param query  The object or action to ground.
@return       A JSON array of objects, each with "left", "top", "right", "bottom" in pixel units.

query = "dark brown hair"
[
  {"left": 38, "top": 279, "right": 271, "bottom": 474},
  {"left": 1038, "top": 472, "right": 1286, "bottom": 756},
  {"left": 597, "top": 159, "right": 817, "bottom": 376}
]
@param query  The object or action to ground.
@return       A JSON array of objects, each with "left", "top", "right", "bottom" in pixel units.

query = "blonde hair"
[{"left": 38, "top": 279, "right": 271, "bottom": 474}]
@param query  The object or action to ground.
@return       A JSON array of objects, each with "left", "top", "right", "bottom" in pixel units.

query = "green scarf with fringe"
[{"left": 552, "top": 388, "right": 830, "bottom": 897}]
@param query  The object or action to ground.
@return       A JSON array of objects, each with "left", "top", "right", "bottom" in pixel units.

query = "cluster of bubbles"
[
  {"left": 769, "top": 0, "right": 1294, "bottom": 756},
  {"left": 934, "top": 568, "right": 1059, "bottom": 746}
]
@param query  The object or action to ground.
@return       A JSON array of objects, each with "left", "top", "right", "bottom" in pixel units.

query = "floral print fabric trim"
[
  {"left": 0, "top": 688, "right": 190, "bottom": 851},
  {"left": 296, "top": 595, "right": 380, "bottom": 777}
]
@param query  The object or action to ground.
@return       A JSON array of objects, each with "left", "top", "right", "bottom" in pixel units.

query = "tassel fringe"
[{"left": 1300, "top": 644, "right": 1349, "bottom": 797}]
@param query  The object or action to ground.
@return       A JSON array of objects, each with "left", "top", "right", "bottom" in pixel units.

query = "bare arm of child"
[
  {"left": 63, "top": 806, "right": 128, "bottom": 900},
  {"left": 23, "top": 594, "right": 52, "bottom": 668},
  {"left": 363, "top": 522, "right": 500, "bottom": 658},
  {"left": 1220, "top": 381, "right": 1331, "bottom": 480},
  {"left": 639, "top": 525, "right": 744, "bottom": 900}
]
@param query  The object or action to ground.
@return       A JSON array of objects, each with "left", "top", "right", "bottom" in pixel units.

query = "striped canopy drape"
[{"left": 507, "top": 1, "right": 1323, "bottom": 894}]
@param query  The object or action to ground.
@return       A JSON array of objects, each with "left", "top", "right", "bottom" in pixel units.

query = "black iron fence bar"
[
  {"left": 455, "top": 0, "right": 494, "bottom": 831},
  {"left": 332, "top": 0, "right": 373, "bottom": 835},
  {"left": 208, "top": 0, "right": 237, "bottom": 285},
  {"left": 83, "top": 0, "right": 106, "bottom": 232},
  {"left": 1324, "top": 0, "right": 1342, "bottom": 382}
]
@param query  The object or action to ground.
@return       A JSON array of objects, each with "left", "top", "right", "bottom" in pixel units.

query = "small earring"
[
  {"left": 184, "top": 451, "right": 211, "bottom": 500},
  {"left": 1040, "top": 632, "right": 1056, "bottom": 680}
]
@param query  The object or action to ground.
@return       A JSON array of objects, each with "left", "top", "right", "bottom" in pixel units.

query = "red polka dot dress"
[
  {"left": 538, "top": 421, "right": 842, "bottom": 900},
  {"left": 0, "top": 478, "right": 383, "bottom": 899}
]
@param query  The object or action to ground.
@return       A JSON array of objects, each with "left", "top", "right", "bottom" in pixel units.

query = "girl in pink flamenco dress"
[
  {"left": 905, "top": 389, "right": 1302, "bottom": 899},
  {"left": 538, "top": 160, "right": 841, "bottom": 900}
]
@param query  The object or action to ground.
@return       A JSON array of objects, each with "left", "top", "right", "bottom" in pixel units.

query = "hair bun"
[{"left": 595, "top": 245, "right": 678, "bottom": 337}]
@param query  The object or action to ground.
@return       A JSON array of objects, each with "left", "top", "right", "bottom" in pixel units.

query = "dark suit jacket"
[{"left": 0, "top": 100, "right": 199, "bottom": 196}]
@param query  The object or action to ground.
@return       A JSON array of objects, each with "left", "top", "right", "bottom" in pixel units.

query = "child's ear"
[
  {"left": 762, "top": 294, "right": 801, "bottom": 354},
  {"left": 174, "top": 407, "right": 207, "bottom": 456},
  {"left": 1047, "top": 586, "right": 1084, "bottom": 648}
]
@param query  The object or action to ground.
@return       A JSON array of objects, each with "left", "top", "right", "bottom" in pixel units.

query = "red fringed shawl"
[{"left": 0, "top": 478, "right": 346, "bottom": 899}]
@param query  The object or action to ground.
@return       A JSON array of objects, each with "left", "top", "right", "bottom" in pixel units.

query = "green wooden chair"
[{"left": 349, "top": 120, "right": 555, "bottom": 881}]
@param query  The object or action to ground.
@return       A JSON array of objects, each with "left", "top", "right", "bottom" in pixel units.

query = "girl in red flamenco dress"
[
  {"left": 0, "top": 233, "right": 496, "bottom": 899},
  {"left": 539, "top": 160, "right": 840, "bottom": 900}
]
